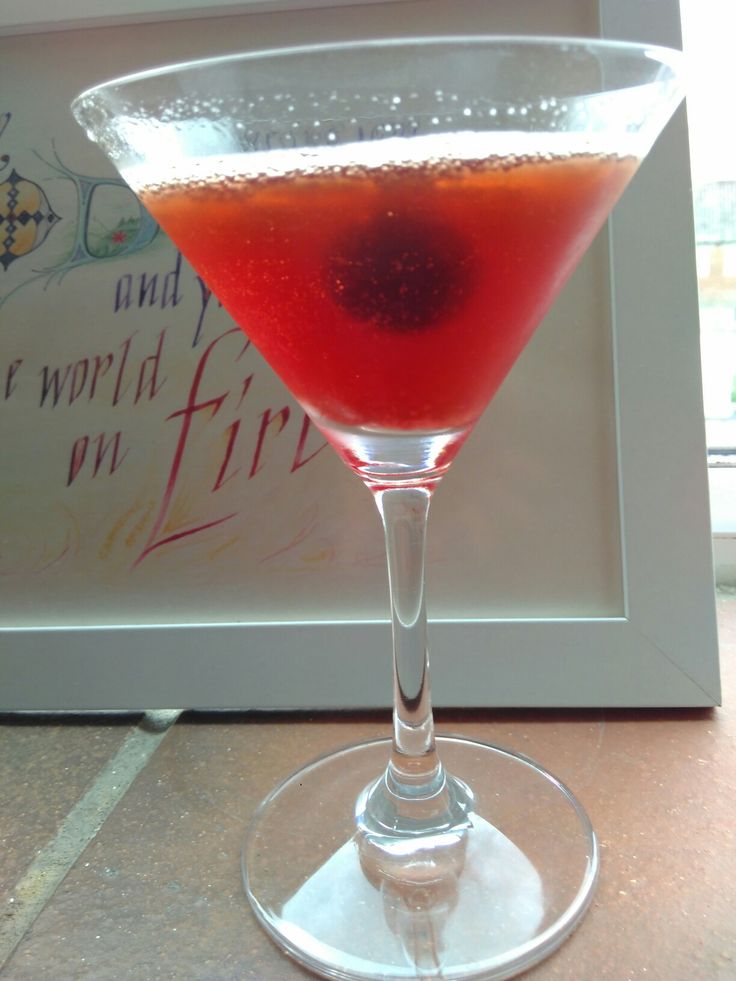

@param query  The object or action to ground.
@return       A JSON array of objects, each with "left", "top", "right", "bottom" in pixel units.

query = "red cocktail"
[{"left": 143, "top": 146, "right": 635, "bottom": 442}]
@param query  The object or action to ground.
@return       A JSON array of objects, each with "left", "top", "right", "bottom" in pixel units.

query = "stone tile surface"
[
  {"left": 3, "top": 715, "right": 389, "bottom": 980},
  {"left": 0, "top": 716, "right": 137, "bottom": 908},
  {"left": 2, "top": 596, "right": 735, "bottom": 979}
]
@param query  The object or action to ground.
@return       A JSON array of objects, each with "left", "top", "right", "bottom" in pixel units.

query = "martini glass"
[{"left": 73, "top": 37, "right": 684, "bottom": 980}]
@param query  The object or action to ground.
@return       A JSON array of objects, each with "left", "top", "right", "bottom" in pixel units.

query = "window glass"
[{"left": 681, "top": 0, "right": 736, "bottom": 461}]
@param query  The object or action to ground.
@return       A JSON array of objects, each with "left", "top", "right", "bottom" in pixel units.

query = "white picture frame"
[{"left": 0, "top": 0, "right": 720, "bottom": 709}]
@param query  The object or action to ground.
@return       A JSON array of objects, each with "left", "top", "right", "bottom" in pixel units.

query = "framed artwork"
[{"left": 0, "top": 0, "right": 720, "bottom": 708}]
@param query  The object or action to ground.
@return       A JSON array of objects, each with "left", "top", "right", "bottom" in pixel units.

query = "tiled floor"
[{"left": 2, "top": 595, "right": 734, "bottom": 980}]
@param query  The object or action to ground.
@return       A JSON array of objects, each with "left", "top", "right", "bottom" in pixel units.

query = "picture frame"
[{"left": 0, "top": 0, "right": 720, "bottom": 709}]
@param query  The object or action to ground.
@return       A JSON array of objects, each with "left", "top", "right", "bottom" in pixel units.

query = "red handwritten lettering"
[
  {"left": 249, "top": 406, "right": 291, "bottom": 478},
  {"left": 67, "top": 435, "right": 89, "bottom": 485},
  {"left": 212, "top": 419, "right": 242, "bottom": 491},
  {"left": 67, "top": 431, "right": 128, "bottom": 486},
  {"left": 132, "top": 328, "right": 245, "bottom": 566},
  {"left": 291, "top": 412, "right": 328, "bottom": 473}
]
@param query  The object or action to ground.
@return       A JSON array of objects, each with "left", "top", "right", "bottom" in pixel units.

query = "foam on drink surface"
[{"left": 125, "top": 129, "right": 634, "bottom": 195}]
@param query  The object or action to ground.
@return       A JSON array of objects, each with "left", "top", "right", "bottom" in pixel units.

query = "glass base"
[{"left": 243, "top": 736, "right": 598, "bottom": 980}]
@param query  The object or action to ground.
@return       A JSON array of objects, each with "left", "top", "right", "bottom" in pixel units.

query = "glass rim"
[{"left": 71, "top": 33, "right": 684, "bottom": 110}]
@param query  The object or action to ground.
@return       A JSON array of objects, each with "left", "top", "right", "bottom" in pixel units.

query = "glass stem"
[{"left": 372, "top": 484, "right": 443, "bottom": 798}]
